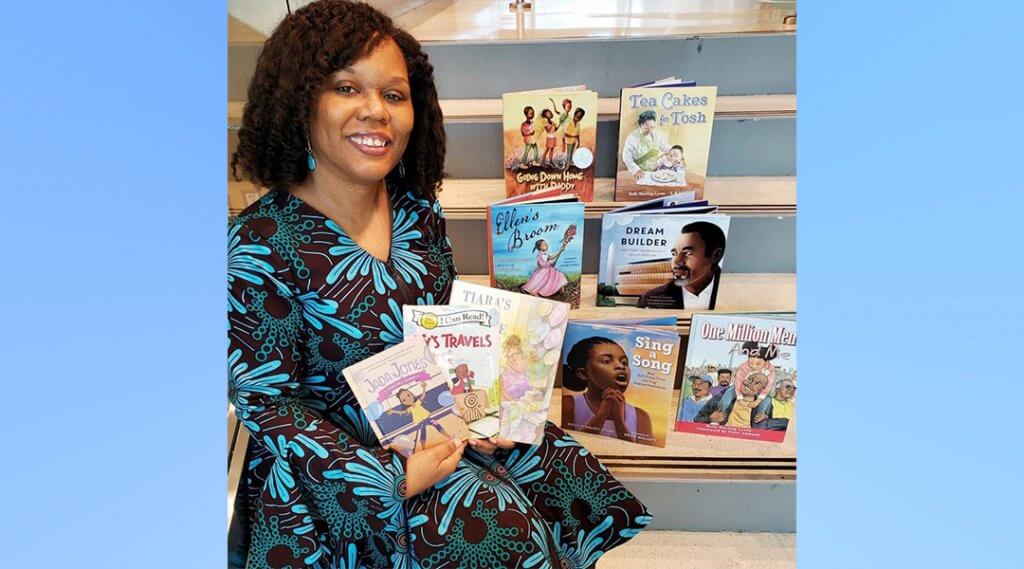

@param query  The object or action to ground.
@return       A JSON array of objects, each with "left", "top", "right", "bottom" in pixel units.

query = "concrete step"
[
  {"left": 456, "top": 274, "right": 796, "bottom": 335},
  {"left": 229, "top": 32, "right": 795, "bottom": 100},
  {"left": 598, "top": 530, "right": 795, "bottom": 568}
]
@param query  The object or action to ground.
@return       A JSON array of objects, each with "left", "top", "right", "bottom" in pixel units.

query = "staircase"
[{"left": 228, "top": 0, "right": 796, "bottom": 565}]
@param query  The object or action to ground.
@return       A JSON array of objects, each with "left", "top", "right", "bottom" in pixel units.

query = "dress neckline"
[{"left": 285, "top": 182, "right": 397, "bottom": 265}]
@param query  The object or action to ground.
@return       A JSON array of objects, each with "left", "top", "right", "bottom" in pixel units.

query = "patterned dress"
[{"left": 228, "top": 186, "right": 651, "bottom": 569}]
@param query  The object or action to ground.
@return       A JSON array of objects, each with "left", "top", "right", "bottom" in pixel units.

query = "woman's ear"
[{"left": 574, "top": 367, "right": 588, "bottom": 383}]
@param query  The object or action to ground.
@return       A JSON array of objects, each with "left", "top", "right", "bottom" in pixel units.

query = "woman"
[{"left": 228, "top": 2, "right": 651, "bottom": 568}]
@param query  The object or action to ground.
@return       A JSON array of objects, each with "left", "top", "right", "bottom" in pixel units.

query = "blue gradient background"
[{"left": 1, "top": 1, "right": 1019, "bottom": 567}]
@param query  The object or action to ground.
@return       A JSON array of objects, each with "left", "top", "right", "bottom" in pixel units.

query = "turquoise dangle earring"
[
  {"left": 306, "top": 135, "right": 316, "bottom": 171},
  {"left": 397, "top": 159, "right": 406, "bottom": 178}
]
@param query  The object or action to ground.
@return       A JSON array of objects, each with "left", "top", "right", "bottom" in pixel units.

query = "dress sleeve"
[{"left": 227, "top": 222, "right": 408, "bottom": 509}]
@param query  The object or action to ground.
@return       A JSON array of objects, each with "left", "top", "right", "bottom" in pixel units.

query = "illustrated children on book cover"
[
  {"left": 342, "top": 335, "right": 470, "bottom": 457},
  {"left": 616, "top": 85, "right": 717, "bottom": 201},
  {"left": 450, "top": 280, "right": 570, "bottom": 445},
  {"left": 559, "top": 322, "right": 680, "bottom": 447},
  {"left": 598, "top": 212, "right": 731, "bottom": 309},
  {"left": 675, "top": 314, "right": 797, "bottom": 443},
  {"left": 488, "top": 193, "right": 584, "bottom": 308},
  {"left": 402, "top": 305, "right": 502, "bottom": 438},
  {"left": 503, "top": 88, "right": 598, "bottom": 201}
]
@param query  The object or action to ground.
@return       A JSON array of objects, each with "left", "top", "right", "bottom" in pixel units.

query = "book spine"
[{"left": 487, "top": 205, "right": 496, "bottom": 287}]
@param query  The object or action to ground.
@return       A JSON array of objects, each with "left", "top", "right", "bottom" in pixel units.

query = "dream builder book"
[
  {"left": 487, "top": 189, "right": 585, "bottom": 308},
  {"left": 341, "top": 335, "right": 470, "bottom": 457},
  {"left": 597, "top": 195, "right": 730, "bottom": 310},
  {"left": 402, "top": 304, "right": 501, "bottom": 438},
  {"left": 559, "top": 320, "right": 680, "bottom": 447},
  {"left": 615, "top": 78, "right": 717, "bottom": 201},
  {"left": 449, "top": 280, "right": 569, "bottom": 445},
  {"left": 675, "top": 313, "right": 797, "bottom": 443},
  {"left": 503, "top": 86, "right": 598, "bottom": 201}
]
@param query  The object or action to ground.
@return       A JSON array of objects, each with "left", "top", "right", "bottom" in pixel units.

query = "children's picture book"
[
  {"left": 402, "top": 304, "right": 502, "bottom": 438},
  {"left": 488, "top": 188, "right": 585, "bottom": 308},
  {"left": 341, "top": 335, "right": 470, "bottom": 457},
  {"left": 597, "top": 194, "right": 731, "bottom": 310},
  {"left": 615, "top": 78, "right": 717, "bottom": 201},
  {"left": 675, "top": 314, "right": 797, "bottom": 443},
  {"left": 559, "top": 320, "right": 680, "bottom": 447},
  {"left": 450, "top": 280, "right": 570, "bottom": 445},
  {"left": 503, "top": 86, "right": 599, "bottom": 201}
]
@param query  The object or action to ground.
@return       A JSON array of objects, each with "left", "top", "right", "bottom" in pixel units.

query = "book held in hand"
[
  {"left": 597, "top": 194, "right": 730, "bottom": 309},
  {"left": 559, "top": 319, "right": 680, "bottom": 447},
  {"left": 402, "top": 304, "right": 502, "bottom": 438},
  {"left": 615, "top": 77, "right": 717, "bottom": 201},
  {"left": 503, "top": 86, "right": 599, "bottom": 201},
  {"left": 450, "top": 280, "right": 570, "bottom": 445},
  {"left": 341, "top": 335, "right": 470, "bottom": 457},
  {"left": 487, "top": 188, "right": 585, "bottom": 308},
  {"left": 674, "top": 313, "right": 797, "bottom": 443}
]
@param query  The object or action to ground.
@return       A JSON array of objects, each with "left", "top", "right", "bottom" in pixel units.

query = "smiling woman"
[{"left": 228, "top": 2, "right": 650, "bottom": 568}]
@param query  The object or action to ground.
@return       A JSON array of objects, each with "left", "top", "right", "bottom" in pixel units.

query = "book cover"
[
  {"left": 559, "top": 321, "right": 680, "bottom": 447},
  {"left": 597, "top": 208, "right": 731, "bottom": 309},
  {"left": 449, "top": 280, "right": 570, "bottom": 445},
  {"left": 502, "top": 88, "right": 599, "bottom": 201},
  {"left": 675, "top": 314, "right": 797, "bottom": 443},
  {"left": 341, "top": 335, "right": 470, "bottom": 457},
  {"left": 615, "top": 85, "right": 717, "bottom": 201},
  {"left": 402, "top": 304, "right": 502, "bottom": 438},
  {"left": 487, "top": 192, "right": 585, "bottom": 308}
]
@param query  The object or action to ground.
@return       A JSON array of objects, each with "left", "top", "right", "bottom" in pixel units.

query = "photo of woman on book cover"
[{"left": 561, "top": 336, "right": 655, "bottom": 444}]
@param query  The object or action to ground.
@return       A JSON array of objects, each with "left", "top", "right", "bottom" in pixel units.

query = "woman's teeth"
[{"left": 349, "top": 135, "right": 389, "bottom": 147}]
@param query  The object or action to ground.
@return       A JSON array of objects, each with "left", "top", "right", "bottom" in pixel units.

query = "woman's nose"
[{"left": 359, "top": 93, "right": 390, "bottom": 123}]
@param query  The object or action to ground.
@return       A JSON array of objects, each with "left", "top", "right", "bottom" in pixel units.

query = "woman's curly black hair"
[{"left": 231, "top": 0, "right": 446, "bottom": 199}]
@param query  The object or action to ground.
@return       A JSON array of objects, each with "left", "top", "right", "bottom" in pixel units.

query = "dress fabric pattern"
[{"left": 229, "top": 187, "right": 651, "bottom": 569}]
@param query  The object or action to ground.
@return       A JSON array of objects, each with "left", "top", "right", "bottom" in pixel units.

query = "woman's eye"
[
  {"left": 336, "top": 85, "right": 357, "bottom": 94},
  {"left": 384, "top": 91, "right": 406, "bottom": 101}
]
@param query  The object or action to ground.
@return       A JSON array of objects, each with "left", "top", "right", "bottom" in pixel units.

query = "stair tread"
[
  {"left": 599, "top": 531, "right": 795, "bottom": 569},
  {"left": 227, "top": 94, "right": 795, "bottom": 124},
  {"left": 459, "top": 274, "right": 796, "bottom": 332},
  {"left": 229, "top": 177, "right": 796, "bottom": 217}
]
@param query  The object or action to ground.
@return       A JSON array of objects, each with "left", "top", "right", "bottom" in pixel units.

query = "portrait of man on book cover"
[{"left": 637, "top": 220, "right": 726, "bottom": 310}]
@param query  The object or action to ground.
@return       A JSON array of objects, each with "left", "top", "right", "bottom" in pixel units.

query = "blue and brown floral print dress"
[{"left": 228, "top": 185, "right": 651, "bottom": 569}]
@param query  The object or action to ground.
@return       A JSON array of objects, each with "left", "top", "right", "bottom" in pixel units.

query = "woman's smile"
[{"left": 346, "top": 131, "right": 394, "bottom": 156}]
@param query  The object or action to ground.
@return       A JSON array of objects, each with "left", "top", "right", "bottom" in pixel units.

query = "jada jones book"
[
  {"left": 675, "top": 313, "right": 797, "bottom": 443},
  {"left": 487, "top": 189, "right": 585, "bottom": 309},
  {"left": 615, "top": 80, "right": 717, "bottom": 201},
  {"left": 341, "top": 335, "right": 470, "bottom": 457},
  {"left": 502, "top": 86, "right": 598, "bottom": 201},
  {"left": 559, "top": 320, "right": 680, "bottom": 447},
  {"left": 449, "top": 280, "right": 570, "bottom": 445},
  {"left": 402, "top": 304, "right": 502, "bottom": 438}
]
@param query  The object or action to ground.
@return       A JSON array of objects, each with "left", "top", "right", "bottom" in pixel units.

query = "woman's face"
[
  {"left": 581, "top": 342, "right": 630, "bottom": 392},
  {"left": 309, "top": 37, "right": 414, "bottom": 187},
  {"left": 507, "top": 349, "right": 524, "bottom": 370}
]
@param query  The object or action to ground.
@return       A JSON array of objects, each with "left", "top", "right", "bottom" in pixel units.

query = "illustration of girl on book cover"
[
  {"left": 521, "top": 231, "right": 573, "bottom": 298},
  {"left": 386, "top": 381, "right": 457, "bottom": 452},
  {"left": 561, "top": 336, "right": 655, "bottom": 444}
]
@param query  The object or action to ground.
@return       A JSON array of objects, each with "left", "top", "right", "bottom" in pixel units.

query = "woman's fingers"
[
  {"left": 468, "top": 438, "right": 498, "bottom": 455},
  {"left": 490, "top": 437, "right": 518, "bottom": 450},
  {"left": 439, "top": 440, "right": 467, "bottom": 473}
]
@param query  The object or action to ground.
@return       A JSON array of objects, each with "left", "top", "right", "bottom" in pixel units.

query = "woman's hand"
[
  {"left": 404, "top": 438, "right": 467, "bottom": 498},
  {"left": 467, "top": 436, "right": 518, "bottom": 455}
]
